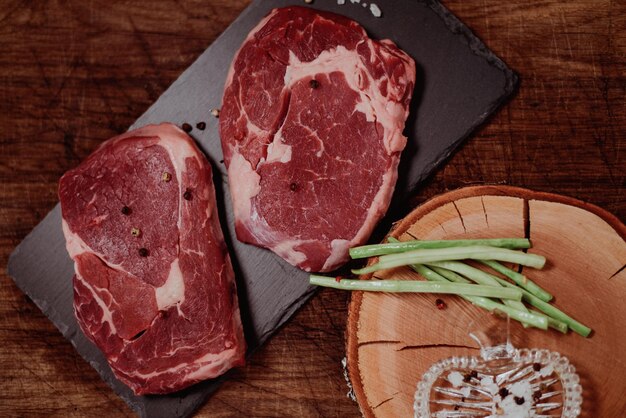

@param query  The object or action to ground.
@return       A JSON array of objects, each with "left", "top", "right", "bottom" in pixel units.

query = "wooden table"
[{"left": 0, "top": 1, "right": 623, "bottom": 416}]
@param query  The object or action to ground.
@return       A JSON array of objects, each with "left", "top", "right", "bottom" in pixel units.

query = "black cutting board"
[{"left": 7, "top": 0, "right": 517, "bottom": 417}]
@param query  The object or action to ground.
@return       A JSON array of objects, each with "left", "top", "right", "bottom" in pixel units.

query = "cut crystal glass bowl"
[{"left": 413, "top": 315, "right": 582, "bottom": 417}]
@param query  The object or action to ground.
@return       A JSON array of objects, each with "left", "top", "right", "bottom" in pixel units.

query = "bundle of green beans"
[{"left": 309, "top": 237, "right": 591, "bottom": 337}]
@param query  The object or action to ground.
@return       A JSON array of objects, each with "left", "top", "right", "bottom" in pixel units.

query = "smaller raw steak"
[
  {"left": 59, "top": 123, "right": 245, "bottom": 395},
  {"left": 220, "top": 6, "right": 416, "bottom": 272}
]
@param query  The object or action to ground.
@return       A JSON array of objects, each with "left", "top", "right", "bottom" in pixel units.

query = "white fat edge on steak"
[
  {"left": 121, "top": 346, "right": 240, "bottom": 382},
  {"left": 271, "top": 239, "right": 310, "bottom": 268}
]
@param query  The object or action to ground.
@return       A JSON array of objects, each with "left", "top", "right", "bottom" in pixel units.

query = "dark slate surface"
[{"left": 7, "top": 0, "right": 517, "bottom": 417}]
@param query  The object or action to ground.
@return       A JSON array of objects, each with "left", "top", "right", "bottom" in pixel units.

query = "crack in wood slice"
[
  {"left": 372, "top": 391, "right": 400, "bottom": 410},
  {"left": 608, "top": 264, "right": 626, "bottom": 281}
]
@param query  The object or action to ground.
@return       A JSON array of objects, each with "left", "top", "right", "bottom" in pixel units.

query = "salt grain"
[{"left": 370, "top": 3, "right": 382, "bottom": 17}]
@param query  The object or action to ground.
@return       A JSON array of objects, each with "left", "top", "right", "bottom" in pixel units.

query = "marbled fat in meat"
[
  {"left": 59, "top": 123, "right": 246, "bottom": 395},
  {"left": 220, "top": 6, "right": 416, "bottom": 272}
]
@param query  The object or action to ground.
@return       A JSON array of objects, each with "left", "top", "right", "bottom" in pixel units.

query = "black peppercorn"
[
  {"left": 514, "top": 396, "right": 525, "bottom": 405},
  {"left": 309, "top": 79, "right": 320, "bottom": 89},
  {"left": 121, "top": 206, "right": 131, "bottom": 215},
  {"left": 138, "top": 248, "right": 149, "bottom": 257},
  {"left": 498, "top": 387, "right": 509, "bottom": 398},
  {"left": 532, "top": 362, "right": 542, "bottom": 371},
  {"left": 183, "top": 189, "right": 192, "bottom": 200},
  {"left": 182, "top": 123, "right": 192, "bottom": 133},
  {"left": 290, "top": 182, "right": 298, "bottom": 191},
  {"left": 196, "top": 122, "right": 206, "bottom": 130}
]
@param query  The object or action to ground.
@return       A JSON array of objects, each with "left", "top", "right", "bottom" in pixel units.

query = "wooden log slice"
[{"left": 346, "top": 185, "right": 626, "bottom": 417}]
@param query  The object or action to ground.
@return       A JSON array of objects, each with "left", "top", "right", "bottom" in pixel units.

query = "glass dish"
[{"left": 413, "top": 315, "right": 582, "bottom": 417}]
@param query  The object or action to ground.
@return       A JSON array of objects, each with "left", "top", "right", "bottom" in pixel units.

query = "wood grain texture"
[
  {"left": 346, "top": 186, "right": 626, "bottom": 417},
  {"left": 0, "top": 0, "right": 623, "bottom": 417}
]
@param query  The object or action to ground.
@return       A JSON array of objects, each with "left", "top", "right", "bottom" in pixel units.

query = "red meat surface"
[
  {"left": 59, "top": 123, "right": 245, "bottom": 395},
  {"left": 220, "top": 6, "right": 416, "bottom": 272}
]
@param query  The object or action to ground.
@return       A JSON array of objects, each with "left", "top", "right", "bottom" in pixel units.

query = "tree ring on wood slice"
[{"left": 345, "top": 185, "right": 626, "bottom": 418}]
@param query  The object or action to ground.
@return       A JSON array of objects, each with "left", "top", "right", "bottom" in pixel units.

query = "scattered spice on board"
[
  {"left": 336, "top": 0, "right": 382, "bottom": 18},
  {"left": 196, "top": 122, "right": 206, "bottom": 130},
  {"left": 181, "top": 123, "right": 192, "bottom": 133},
  {"left": 211, "top": 108, "right": 220, "bottom": 118},
  {"left": 435, "top": 298, "right": 446, "bottom": 310}
]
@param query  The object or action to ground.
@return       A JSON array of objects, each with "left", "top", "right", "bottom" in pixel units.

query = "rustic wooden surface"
[
  {"left": 346, "top": 186, "right": 626, "bottom": 417},
  {"left": 0, "top": 0, "right": 624, "bottom": 417}
]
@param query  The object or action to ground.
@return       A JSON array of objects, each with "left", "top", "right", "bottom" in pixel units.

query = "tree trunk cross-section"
[{"left": 346, "top": 185, "right": 626, "bottom": 418}]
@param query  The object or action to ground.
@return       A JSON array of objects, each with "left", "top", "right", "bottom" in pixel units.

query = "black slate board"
[{"left": 7, "top": 0, "right": 517, "bottom": 417}]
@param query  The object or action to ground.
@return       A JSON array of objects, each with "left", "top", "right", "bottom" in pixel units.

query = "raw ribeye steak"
[
  {"left": 220, "top": 6, "right": 416, "bottom": 272},
  {"left": 59, "top": 123, "right": 246, "bottom": 395}
]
